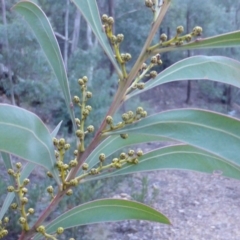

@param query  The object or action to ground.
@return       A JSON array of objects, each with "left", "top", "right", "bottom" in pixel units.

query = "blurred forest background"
[
  {"left": 1, "top": 1, "right": 240, "bottom": 239},
  {"left": 1, "top": 0, "right": 240, "bottom": 134}
]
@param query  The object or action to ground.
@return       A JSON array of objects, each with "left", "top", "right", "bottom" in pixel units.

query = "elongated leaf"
[
  {"left": 127, "top": 56, "right": 240, "bottom": 99},
  {"left": 154, "top": 30, "right": 240, "bottom": 54},
  {"left": 0, "top": 104, "right": 59, "bottom": 183},
  {"left": 104, "top": 109, "right": 240, "bottom": 174},
  {"left": 1, "top": 152, "right": 13, "bottom": 175},
  {"left": 50, "top": 121, "right": 62, "bottom": 138},
  {"left": 90, "top": 144, "right": 240, "bottom": 181},
  {"left": 34, "top": 199, "right": 170, "bottom": 239},
  {"left": 71, "top": 0, "right": 122, "bottom": 78},
  {"left": 78, "top": 134, "right": 170, "bottom": 176},
  {"left": 13, "top": 1, "right": 75, "bottom": 131},
  {"left": 0, "top": 162, "right": 35, "bottom": 220},
  {"left": 0, "top": 124, "right": 60, "bottom": 221}
]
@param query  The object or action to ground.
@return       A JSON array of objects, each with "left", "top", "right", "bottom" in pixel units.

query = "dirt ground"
[
  {"left": 2, "top": 80, "right": 240, "bottom": 239},
  {"left": 82, "top": 81, "right": 240, "bottom": 240}
]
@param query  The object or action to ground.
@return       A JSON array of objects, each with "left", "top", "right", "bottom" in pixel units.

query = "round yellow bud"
[
  {"left": 63, "top": 164, "right": 69, "bottom": 170},
  {"left": 106, "top": 116, "right": 113, "bottom": 124},
  {"left": 141, "top": 111, "right": 147, "bottom": 118},
  {"left": 120, "top": 133, "right": 128, "bottom": 139},
  {"left": 86, "top": 91, "right": 92, "bottom": 98},
  {"left": 128, "top": 150, "right": 135, "bottom": 156},
  {"left": 119, "top": 152, "right": 127, "bottom": 159},
  {"left": 136, "top": 107, "right": 144, "bottom": 114},
  {"left": 37, "top": 225, "right": 46, "bottom": 234},
  {"left": 69, "top": 159, "right": 78, "bottom": 167},
  {"left": 133, "top": 158, "right": 139, "bottom": 164},
  {"left": 22, "top": 187, "right": 28, "bottom": 194},
  {"left": 151, "top": 56, "right": 157, "bottom": 64},
  {"left": 137, "top": 83, "right": 145, "bottom": 90},
  {"left": 90, "top": 168, "right": 98, "bottom": 175},
  {"left": 83, "top": 108, "right": 90, "bottom": 116},
  {"left": 52, "top": 137, "right": 58, "bottom": 146},
  {"left": 28, "top": 208, "right": 35, "bottom": 214},
  {"left": 112, "top": 158, "right": 119, "bottom": 163},
  {"left": 85, "top": 105, "right": 92, "bottom": 111},
  {"left": 74, "top": 150, "right": 78, "bottom": 156},
  {"left": 64, "top": 143, "right": 71, "bottom": 150},
  {"left": 16, "top": 162, "right": 22, "bottom": 169},
  {"left": 59, "top": 138, "right": 65, "bottom": 147},
  {"left": 127, "top": 111, "right": 134, "bottom": 119},
  {"left": 82, "top": 76, "right": 88, "bottom": 83},
  {"left": 115, "top": 163, "right": 122, "bottom": 169},
  {"left": 3, "top": 217, "right": 9, "bottom": 223},
  {"left": 7, "top": 169, "right": 14, "bottom": 176},
  {"left": 125, "top": 53, "right": 132, "bottom": 61},
  {"left": 185, "top": 34, "right": 192, "bottom": 42},
  {"left": 136, "top": 150, "right": 143, "bottom": 156},
  {"left": 82, "top": 163, "right": 89, "bottom": 170},
  {"left": 150, "top": 70, "right": 158, "bottom": 78},
  {"left": 145, "top": 0, "right": 153, "bottom": 8},
  {"left": 107, "top": 16, "right": 114, "bottom": 25},
  {"left": 47, "top": 171, "right": 53, "bottom": 178},
  {"left": 66, "top": 189, "right": 73, "bottom": 196},
  {"left": 87, "top": 125, "right": 94, "bottom": 133},
  {"left": 122, "top": 113, "right": 129, "bottom": 122},
  {"left": 101, "top": 14, "right": 108, "bottom": 23},
  {"left": 99, "top": 153, "right": 106, "bottom": 162},
  {"left": 55, "top": 150, "right": 59, "bottom": 158},
  {"left": 110, "top": 35, "right": 117, "bottom": 44},
  {"left": 75, "top": 118, "right": 81, "bottom": 125},
  {"left": 10, "top": 203, "right": 18, "bottom": 210},
  {"left": 57, "top": 227, "right": 64, "bottom": 234},
  {"left": 23, "top": 178, "right": 30, "bottom": 185},
  {"left": 73, "top": 96, "right": 80, "bottom": 104},
  {"left": 141, "top": 63, "right": 147, "bottom": 70},
  {"left": 175, "top": 40, "right": 183, "bottom": 46},
  {"left": 176, "top": 25, "right": 184, "bottom": 34},
  {"left": 19, "top": 217, "right": 26, "bottom": 224},
  {"left": 78, "top": 78, "right": 84, "bottom": 86},
  {"left": 47, "top": 186, "right": 54, "bottom": 194},
  {"left": 1, "top": 229, "right": 8, "bottom": 237},
  {"left": 117, "top": 34, "right": 124, "bottom": 43},
  {"left": 7, "top": 186, "right": 15, "bottom": 192},
  {"left": 160, "top": 33, "right": 167, "bottom": 42},
  {"left": 76, "top": 130, "right": 84, "bottom": 138},
  {"left": 70, "top": 178, "right": 78, "bottom": 186}
]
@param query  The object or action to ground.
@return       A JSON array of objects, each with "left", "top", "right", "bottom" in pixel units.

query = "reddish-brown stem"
[{"left": 18, "top": 2, "right": 171, "bottom": 239}]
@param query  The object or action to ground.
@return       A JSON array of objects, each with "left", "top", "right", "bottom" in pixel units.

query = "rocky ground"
[
  {"left": 81, "top": 81, "right": 240, "bottom": 240},
  {"left": 83, "top": 170, "right": 240, "bottom": 240},
  {"left": 2, "top": 81, "right": 240, "bottom": 239}
]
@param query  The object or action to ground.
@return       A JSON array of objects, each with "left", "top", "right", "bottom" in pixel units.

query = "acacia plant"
[{"left": 1, "top": 0, "right": 240, "bottom": 239}]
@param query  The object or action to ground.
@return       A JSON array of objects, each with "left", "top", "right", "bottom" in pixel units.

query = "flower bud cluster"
[
  {"left": 110, "top": 148, "right": 144, "bottom": 169},
  {"left": 73, "top": 76, "right": 94, "bottom": 154},
  {"left": 101, "top": 14, "right": 130, "bottom": 78},
  {"left": 37, "top": 224, "right": 65, "bottom": 238},
  {"left": 7, "top": 163, "right": 33, "bottom": 231},
  {"left": 52, "top": 137, "right": 80, "bottom": 188},
  {"left": 0, "top": 218, "right": 9, "bottom": 238},
  {"left": 78, "top": 148, "right": 144, "bottom": 180},
  {"left": 145, "top": 0, "right": 156, "bottom": 13},
  {"left": 156, "top": 25, "right": 203, "bottom": 48},
  {"left": 104, "top": 107, "right": 147, "bottom": 135}
]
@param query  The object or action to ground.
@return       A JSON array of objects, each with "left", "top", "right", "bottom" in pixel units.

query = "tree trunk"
[
  {"left": 71, "top": 10, "right": 81, "bottom": 54},
  {"left": 1, "top": 0, "right": 15, "bottom": 105},
  {"left": 64, "top": 0, "right": 69, "bottom": 69},
  {"left": 185, "top": 9, "right": 191, "bottom": 104}
]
